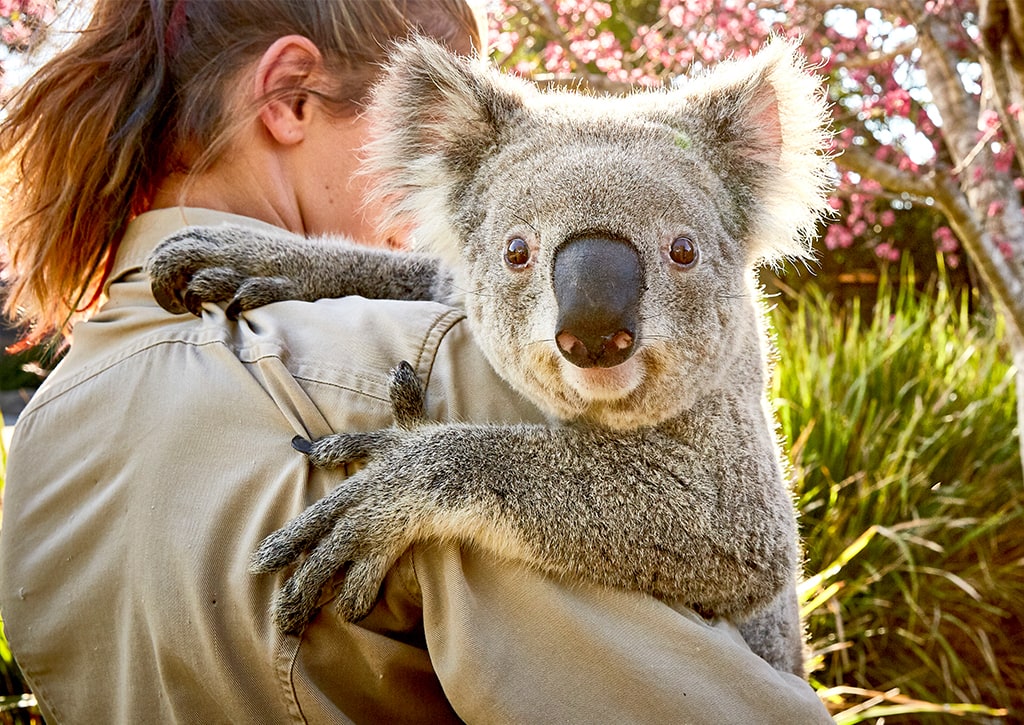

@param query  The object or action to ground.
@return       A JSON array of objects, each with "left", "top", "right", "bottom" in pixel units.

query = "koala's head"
[{"left": 366, "top": 37, "right": 832, "bottom": 431}]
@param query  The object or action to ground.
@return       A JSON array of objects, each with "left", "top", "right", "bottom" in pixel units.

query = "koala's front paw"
[
  {"left": 147, "top": 227, "right": 299, "bottom": 317},
  {"left": 253, "top": 428, "right": 432, "bottom": 632},
  {"left": 147, "top": 229, "right": 240, "bottom": 314}
]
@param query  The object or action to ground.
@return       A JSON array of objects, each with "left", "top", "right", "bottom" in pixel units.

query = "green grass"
[{"left": 773, "top": 268, "right": 1022, "bottom": 721}]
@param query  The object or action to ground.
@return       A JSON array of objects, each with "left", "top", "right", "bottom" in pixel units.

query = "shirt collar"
[{"left": 107, "top": 207, "right": 288, "bottom": 293}]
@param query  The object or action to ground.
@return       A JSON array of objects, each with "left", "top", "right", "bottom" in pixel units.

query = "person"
[{"left": 0, "top": 1, "right": 835, "bottom": 722}]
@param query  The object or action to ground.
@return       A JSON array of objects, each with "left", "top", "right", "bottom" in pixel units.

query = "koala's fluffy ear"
[
  {"left": 660, "top": 38, "right": 833, "bottom": 263},
  {"left": 363, "top": 37, "right": 528, "bottom": 261}
]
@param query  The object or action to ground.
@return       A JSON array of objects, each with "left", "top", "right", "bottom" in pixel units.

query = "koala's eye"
[
  {"left": 505, "top": 237, "right": 531, "bottom": 268},
  {"left": 669, "top": 236, "right": 699, "bottom": 268}
]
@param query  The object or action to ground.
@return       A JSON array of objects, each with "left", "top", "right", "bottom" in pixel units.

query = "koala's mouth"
[{"left": 562, "top": 356, "right": 643, "bottom": 402}]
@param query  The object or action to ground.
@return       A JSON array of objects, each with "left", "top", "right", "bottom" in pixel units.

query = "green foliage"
[
  {"left": 773, "top": 267, "right": 1022, "bottom": 721},
  {"left": 0, "top": 350, "right": 45, "bottom": 392}
]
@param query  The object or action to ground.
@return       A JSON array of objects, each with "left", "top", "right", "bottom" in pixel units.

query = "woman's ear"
[{"left": 255, "top": 35, "right": 323, "bottom": 146}]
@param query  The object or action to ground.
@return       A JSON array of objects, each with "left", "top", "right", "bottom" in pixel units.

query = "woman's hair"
[{"left": 0, "top": 0, "right": 481, "bottom": 346}]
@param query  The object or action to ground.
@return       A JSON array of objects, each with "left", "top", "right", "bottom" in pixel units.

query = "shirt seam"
[
  {"left": 17, "top": 335, "right": 230, "bottom": 420},
  {"left": 413, "top": 307, "right": 468, "bottom": 391},
  {"left": 289, "top": 372, "right": 389, "bottom": 404}
]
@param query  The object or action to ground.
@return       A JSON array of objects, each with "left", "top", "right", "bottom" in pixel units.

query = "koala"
[{"left": 147, "top": 36, "right": 832, "bottom": 676}]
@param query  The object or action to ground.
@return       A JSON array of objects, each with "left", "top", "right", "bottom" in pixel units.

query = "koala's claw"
[
  {"left": 336, "top": 555, "right": 392, "bottom": 620},
  {"left": 273, "top": 553, "right": 339, "bottom": 633},
  {"left": 224, "top": 276, "right": 299, "bottom": 319},
  {"left": 258, "top": 487, "right": 401, "bottom": 631},
  {"left": 149, "top": 267, "right": 191, "bottom": 315},
  {"left": 148, "top": 229, "right": 301, "bottom": 316},
  {"left": 183, "top": 290, "right": 202, "bottom": 316},
  {"left": 147, "top": 231, "right": 230, "bottom": 314},
  {"left": 250, "top": 476, "right": 369, "bottom": 574},
  {"left": 273, "top": 583, "right": 316, "bottom": 635},
  {"left": 271, "top": 520, "right": 391, "bottom": 631}
]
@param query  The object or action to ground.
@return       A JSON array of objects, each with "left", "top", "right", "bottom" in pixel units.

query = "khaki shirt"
[{"left": 0, "top": 208, "right": 833, "bottom": 724}]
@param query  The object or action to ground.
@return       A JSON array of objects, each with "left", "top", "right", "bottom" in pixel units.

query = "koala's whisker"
[
  {"left": 452, "top": 284, "right": 499, "bottom": 299},
  {"left": 511, "top": 212, "right": 540, "bottom": 235},
  {"left": 637, "top": 312, "right": 671, "bottom": 325}
]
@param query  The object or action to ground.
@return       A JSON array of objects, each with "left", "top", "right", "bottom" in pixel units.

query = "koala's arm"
[
  {"left": 739, "top": 583, "right": 807, "bottom": 677},
  {"left": 252, "top": 367, "right": 797, "bottom": 635},
  {"left": 146, "top": 224, "right": 455, "bottom": 315}
]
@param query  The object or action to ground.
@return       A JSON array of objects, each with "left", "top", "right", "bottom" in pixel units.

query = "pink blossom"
[
  {"left": 934, "top": 226, "right": 959, "bottom": 253},
  {"left": 1, "top": 19, "right": 31, "bottom": 45},
  {"left": 584, "top": 2, "right": 611, "bottom": 23},
  {"left": 874, "top": 242, "right": 901, "bottom": 262},
  {"left": 512, "top": 60, "right": 536, "bottom": 77},
  {"left": 492, "top": 31, "right": 519, "bottom": 56},
  {"left": 897, "top": 155, "right": 920, "bottom": 173},
  {"left": 824, "top": 223, "right": 854, "bottom": 250},
  {"left": 978, "top": 109, "right": 1000, "bottom": 132},
  {"left": 859, "top": 178, "right": 883, "bottom": 194},
  {"left": 22, "top": 0, "right": 52, "bottom": 19},
  {"left": 542, "top": 42, "right": 571, "bottom": 74},
  {"left": 993, "top": 144, "right": 1015, "bottom": 174}
]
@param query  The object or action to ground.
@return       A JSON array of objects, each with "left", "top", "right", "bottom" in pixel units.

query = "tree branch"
[
  {"left": 834, "top": 39, "right": 920, "bottom": 70},
  {"left": 931, "top": 176, "right": 1024, "bottom": 336},
  {"left": 834, "top": 144, "right": 940, "bottom": 199},
  {"left": 979, "top": 0, "right": 1024, "bottom": 185}
]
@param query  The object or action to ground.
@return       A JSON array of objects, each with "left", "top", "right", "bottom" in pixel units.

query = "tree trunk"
[{"left": 918, "top": 3, "right": 1024, "bottom": 472}]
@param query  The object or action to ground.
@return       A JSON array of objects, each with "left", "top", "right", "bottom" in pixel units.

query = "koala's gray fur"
[{"left": 147, "top": 37, "right": 832, "bottom": 676}]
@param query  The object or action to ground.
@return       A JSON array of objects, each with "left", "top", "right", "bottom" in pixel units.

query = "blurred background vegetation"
[
  {"left": 0, "top": 0, "right": 1022, "bottom": 723},
  {"left": 778, "top": 269, "right": 1020, "bottom": 722}
]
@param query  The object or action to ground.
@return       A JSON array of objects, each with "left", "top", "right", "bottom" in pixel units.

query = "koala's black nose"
[{"left": 552, "top": 234, "right": 642, "bottom": 369}]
